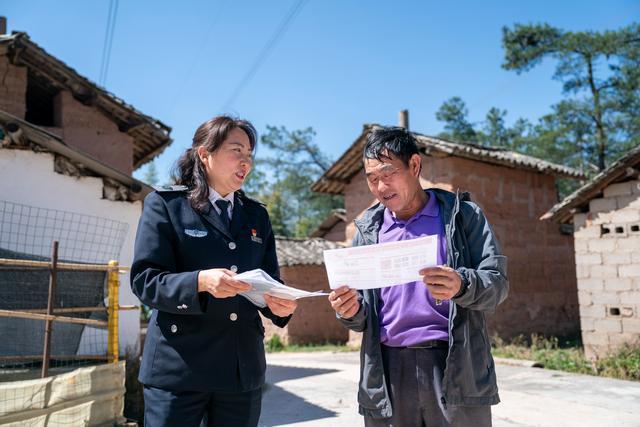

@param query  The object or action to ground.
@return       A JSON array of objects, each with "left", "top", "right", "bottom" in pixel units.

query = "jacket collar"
[
  {"left": 200, "top": 193, "right": 248, "bottom": 240},
  {"left": 354, "top": 188, "right": 469, "bottom": 244}
]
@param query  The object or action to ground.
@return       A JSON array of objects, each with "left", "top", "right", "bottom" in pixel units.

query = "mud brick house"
[
  {"left": 0, "top": 26, "right": 172, "bottom": 355},
  {"left": 261, "top": 237, "right": 349, "bottom": 345},
  {"left": 312, "top": 122, "right": 587, "bottom": 340},
  {"left": 310, "top": 208, "right": 347, "bottom": 241},
  {"left": 542, "top": 145, "right": 640, "bottom": 359}
]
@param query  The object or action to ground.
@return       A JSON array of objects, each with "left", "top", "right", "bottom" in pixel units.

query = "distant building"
[
  {"left": 312, "top": 122, "right": 586, "bottom": 340},
  {"left": 261, "top": 237, "right": 348, "bottom": 345},
  {"left": 0, "top": 28, "right": 172, "bottom": 356},
  {"left": 543, "top": 145, "right": 640, "bottom": 359}
]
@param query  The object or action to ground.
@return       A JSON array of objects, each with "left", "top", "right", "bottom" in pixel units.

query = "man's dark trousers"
[{"left": 364, "top": 345, "right": 492, "bottom": 427}]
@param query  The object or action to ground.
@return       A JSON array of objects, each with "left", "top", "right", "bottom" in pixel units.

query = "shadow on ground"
[{"left": 260, "top": 365, "right": 339, "bottom": 426}]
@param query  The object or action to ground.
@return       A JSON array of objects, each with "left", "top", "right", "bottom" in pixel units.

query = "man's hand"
[
  {"left": 419, "top": 265, "right": 462, "bottom": 302},
  {"left": 264, "top": 294, "right": 297, "bottom": 317},
  {"left": 197, "top": 268, "right": 252, "bottom": 298},
  {"left": 328, "top": 286, "right": 360, "bottom": 319}
]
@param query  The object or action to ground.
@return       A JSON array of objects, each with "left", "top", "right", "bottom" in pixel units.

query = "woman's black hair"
[
  {"left": 172, "top": 115, "right": 257, "bottom": 213},
  {"left": 362, "top": 126, "right": 420, "bottom": 167}
]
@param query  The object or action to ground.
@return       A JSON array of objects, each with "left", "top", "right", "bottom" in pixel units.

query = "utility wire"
[
  {"left": 221, "top": 0, "right": 309, "bottom": 111},
  {"left": 167, "top": 0, "right": 226, "bottom": 118},
  {"left": 99, "top": 0, "right": 119, "bottom": 86}
]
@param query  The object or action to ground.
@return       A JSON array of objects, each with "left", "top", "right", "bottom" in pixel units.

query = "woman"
[{"left": 131, "top": 116, "right": 297, "bottom": 426}]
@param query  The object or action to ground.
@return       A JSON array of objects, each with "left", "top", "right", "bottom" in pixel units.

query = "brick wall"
[
  {"left": 0, "top": 60, "right": 134, "bottom": 175},
  {"left": 323, "top": 221, "right": 346, "bottom": 242},
  {"left": 573, "top": 180, "right": 640, "bottom": 359},
  {"left": 0, "top": 57, "right": 27, "bottom": 118},
  {"left": 56, "top": 91, "right": 134, "bottom": 175},
  {"left": 342, "top": 154, "right": 580, "bottom": 340},
  {"left": 262, "top": 265, "right": 348, "bottom": 345}
]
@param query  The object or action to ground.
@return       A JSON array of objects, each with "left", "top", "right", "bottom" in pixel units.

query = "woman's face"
[{"left": 198, "top": 127, "right": 253, "bottom": 197}]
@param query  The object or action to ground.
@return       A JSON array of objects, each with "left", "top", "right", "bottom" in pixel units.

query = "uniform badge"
[
  {"left": 184, "top": 229, "right": 208, "bottom": 237},
  {"left": 250, "top": 228, "right": 263, "bottom": 244}
]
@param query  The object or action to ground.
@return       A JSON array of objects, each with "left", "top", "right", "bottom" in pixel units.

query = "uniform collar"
[
  {"left": 381, "top": 190, "right": 439, "bottom": 233},
  {"left": 208, "top": 187, "right": 235, "bottom": 210}
]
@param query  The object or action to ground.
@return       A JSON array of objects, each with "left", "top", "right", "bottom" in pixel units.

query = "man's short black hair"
[{"left": 363, "top": 126, "right": 420, "bottom": 167}]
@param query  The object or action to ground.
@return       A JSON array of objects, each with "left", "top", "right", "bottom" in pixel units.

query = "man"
[{"left": 329, "top": 126, "right": 508, "bottom": 426}]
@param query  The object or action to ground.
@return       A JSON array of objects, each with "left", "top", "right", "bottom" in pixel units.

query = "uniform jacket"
[
  {"left": 339, "top": 188, "right": 509, "bottom": 417},
  {"left": 131, "top": 189, "right": 289, "bottom": 392}
]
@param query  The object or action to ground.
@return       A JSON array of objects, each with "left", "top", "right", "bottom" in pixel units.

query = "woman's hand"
[
  {"left": 264, "top": 294, "right": 297, "bottom": 317},
  {"left": 198, "top": 268, "right": 252, "bottom": 298}
]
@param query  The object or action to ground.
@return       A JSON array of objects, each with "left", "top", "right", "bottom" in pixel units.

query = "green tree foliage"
[
  {"left": 502, "top": 22, "right": 640, "bottom": 171},
  {"left": 142, "top": 160, "right": 159, "bottom": 187},
  {"left": 435, "top": 96, "right": 478, "bottom": 143},
  {"left": 243, "top": 126, "right": 343, "bottom": 238}
]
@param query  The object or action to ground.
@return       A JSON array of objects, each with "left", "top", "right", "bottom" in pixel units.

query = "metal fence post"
[{"left": 107, "top": 260, "right": 119, "bottom": 363}]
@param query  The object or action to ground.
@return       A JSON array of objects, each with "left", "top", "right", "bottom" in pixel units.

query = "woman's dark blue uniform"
[{"left": 131, "top": 186, "right": 290, "bottom": 426}]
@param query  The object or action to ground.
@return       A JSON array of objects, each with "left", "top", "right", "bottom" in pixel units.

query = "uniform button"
[
  {"left": 230, "top": 313, "right": 238, "bottom": 321},
  {"left": 230, "top": 265, "right": 238, "bottom": 273},
  {"left": 170, "top": 324, "right": 178, "bottom": 333},
  {"left": 228, "top": 242, "right": 237, "bottom": 250}
]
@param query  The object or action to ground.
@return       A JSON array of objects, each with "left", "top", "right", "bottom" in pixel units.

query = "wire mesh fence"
[{"left": 0, "top": 200, "right": 131, "bottom": 425}]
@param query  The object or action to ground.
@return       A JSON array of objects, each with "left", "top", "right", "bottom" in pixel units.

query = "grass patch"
[
  {"left": 492, "top": 334, "right": 640, "bottom": 381},
  {"left": 265, "top": 335, "right": 358, "bottom": 353}
]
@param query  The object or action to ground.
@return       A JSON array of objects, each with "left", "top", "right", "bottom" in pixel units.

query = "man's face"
[{"left": 364, "top": 152, "right": 421, "bottom": 214}]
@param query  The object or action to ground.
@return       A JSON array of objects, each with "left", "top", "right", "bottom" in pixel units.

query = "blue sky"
[{"left": 2, "top": 1, "right": 638, "bottom": 184}]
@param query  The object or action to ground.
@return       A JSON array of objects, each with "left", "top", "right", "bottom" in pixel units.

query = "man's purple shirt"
[{"left": 378, "top": 190, "right": 449, "bottom": 347}]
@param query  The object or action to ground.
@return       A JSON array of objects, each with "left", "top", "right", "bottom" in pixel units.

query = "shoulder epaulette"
[{"left": 155, "top": 185, "right": 189, "bottom": 192}]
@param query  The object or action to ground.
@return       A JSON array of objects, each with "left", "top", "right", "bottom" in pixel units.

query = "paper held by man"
[
  {"left": 235, "top": 269, "right": 328, "bottom": 308},
  {"left": 323, "top": 235, "right": 438, "bottom": 290}
]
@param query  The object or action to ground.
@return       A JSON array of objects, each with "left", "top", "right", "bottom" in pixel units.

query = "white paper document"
[
  {"left": 323, "top": 235, "right": 438, "bottom": 290},
  {"left": 235, "top": 269, "right": 328, "bottom": 308}
]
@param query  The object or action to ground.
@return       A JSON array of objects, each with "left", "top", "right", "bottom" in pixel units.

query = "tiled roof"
[
  {"left": 275, "top": 236, "right": 345, "bottom": 266},
  {"left": 0, "top": 32, "right": 172, "bottom": 168},
  {"left": 312, "top": 124, "right": 585, "bottom": 195},
  {"left": 542, "top": 144, "right": 640, "bottom": 224},
  {"left": 309, "top": 208, "right": 346, "bottom": 238}
]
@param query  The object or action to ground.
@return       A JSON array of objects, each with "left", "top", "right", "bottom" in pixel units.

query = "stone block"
[
  {"left": 619, "top": 291, "right": 640, "bottom": 304},
  {"left": 577, "top": 253, "right": 602, "bottom": 265},
  {"left": 603, "top": 278, "right": 632, "bottom": 291},
  {"left": 579, "top": 304, "right": 604, "bottom": 318},
  {"left": 578, "top": 278, "right": 604, "bottom": 291},
  {"left": 619, "top": 265, "right": 640, "bottom": 278},
  {"left": 617, "top": 236, "right": 640, "bottom": 252},
  {"left": 588, "top": 239, "right": 616, "bottom": 253},
  {"left": 582, "top": 332, "right": 609, "bottom": 346},
  {"left": 611, "top": 209, "right": 640, "bottom": 224},
  {"left": 603, "top": 182, "right": 633, "bottom": 198},
  {"left": 590, "top": 264, "right": 618, "bottom": 278},
  {"left": 594, "top": 319, "right": 622, "bottom": 333},
  {"left": 602, "top": 253, "right": 631, "bottom": 265},
  {"left": 589, "top": 197, "right": 617, "bottom": 213},
  {"left": 622, "top": 318, "right": 640, "bottom": 333}
]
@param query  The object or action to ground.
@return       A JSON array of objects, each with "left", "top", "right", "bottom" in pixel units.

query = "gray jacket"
[{"left": 339, "top": 188, "right": 508, "bottom": 418}]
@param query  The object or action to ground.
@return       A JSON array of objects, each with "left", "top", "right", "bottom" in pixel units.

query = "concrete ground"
[{"left": 260, "top": 351, "right": 640, "bottom": 427}]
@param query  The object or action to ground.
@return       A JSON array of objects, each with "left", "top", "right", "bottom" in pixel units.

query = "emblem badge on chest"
[{"left": 250, "top": 228, "right": 263, "bottom": 244}]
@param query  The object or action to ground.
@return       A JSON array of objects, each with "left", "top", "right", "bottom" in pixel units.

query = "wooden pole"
[
  {"left": 41, "top": 240, "right": 59, "bottom": 378},
  {"left": 0, "top": 309, "right": 108, "bottom": 327},
  {"left": 0, "top": 258, "right": 129, "bottom": 271},
  {"left": 107, "top": 260, "right": 119, "bottom": 363}
]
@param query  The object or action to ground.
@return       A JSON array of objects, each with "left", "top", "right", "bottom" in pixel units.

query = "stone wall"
[{"left": 573, "top": 180, "right": 640, "bottom": 359}]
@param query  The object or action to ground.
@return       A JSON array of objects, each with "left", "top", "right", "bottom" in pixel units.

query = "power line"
[
  {"left": 221, "top": 0, "right": 309, "bottom": 111},
  {"left": 167, "top": 0, "right": 226, "bottom": 118},
  {"left": 99, "top": 0, "right": 119, "bottom": 86}
]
